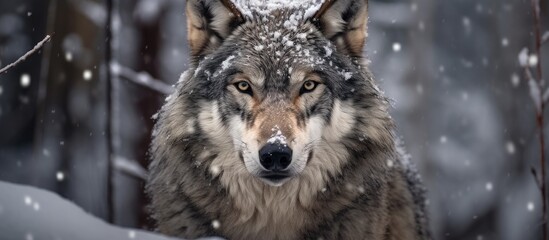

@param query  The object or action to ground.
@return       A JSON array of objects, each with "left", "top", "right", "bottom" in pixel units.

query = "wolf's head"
[{"left": 153, "top": 0, "right": 394, "bottom": 190}]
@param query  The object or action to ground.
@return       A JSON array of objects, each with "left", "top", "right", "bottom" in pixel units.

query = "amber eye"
[
  {"left": 234, "top": 81, "right": 253, "bottom": 96},
  {"left": 300, "top": 80, "right": 318, "bottom": 94}
]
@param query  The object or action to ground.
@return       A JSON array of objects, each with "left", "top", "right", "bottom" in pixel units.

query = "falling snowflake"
[
  {"left": 392, "top": 42, "right": 401, "bottom": 52},
  {"left": 440, "top": 136, "right": 447, "bottom": 143},
  {"left": 410, "top": 3, "right": 418, "bottom": 12},
  {"left": 56, "top": 171, "right": 65, "bottom": 181},
  {"left": 210, "top": 165, "right": 221, "bottom": 176},
  {"left": 24, "top": 196, "right": 32, "bottom": 205},
  {"left": 485, "top": 182, "right": 493, "bottom": 191},
  {"left": 506, "top": 141, "right": 515, "bottom": 155},
  {"left": 511, "top": 73, "right": 520, "bottom": 87},
  {"left": 501, "top": 38, "right": 509, "bottom": 47},
  {"left": 83, "top": 70, "right": 93, "bottom": 81},
  {"left": 527, "top": 202, "right": 535, "bottom": 212},
  {"left": 20, "top": 74, "right": 31, "bottom": 87},
  {"left": 212, "top": 220, "right": 221, "bottom": 229},
  {"left": 65, "top": 52, "right": 73, "bottom": 62},
  {"left": 33, "top": 202, "right": 40, "bottom": 211}
]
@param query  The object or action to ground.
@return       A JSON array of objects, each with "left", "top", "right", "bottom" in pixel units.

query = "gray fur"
[{"left": 147, "top": 1, "right": 430, "bottom": 239}]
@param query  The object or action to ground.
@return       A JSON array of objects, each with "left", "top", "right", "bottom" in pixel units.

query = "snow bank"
[{"left": 0, "top": 181, "right": 221, "bottom": 240}]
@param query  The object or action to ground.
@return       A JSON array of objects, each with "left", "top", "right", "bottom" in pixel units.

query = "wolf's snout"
[{"left": 259, "top": 142, "right": 292, "bottom": 171}]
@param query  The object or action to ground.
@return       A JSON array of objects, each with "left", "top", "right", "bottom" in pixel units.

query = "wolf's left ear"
[
  {"left": 186, "top": 0, "right": 244, "bottom": 62},
  {"left": 312, "top": 0, "right": 369, "bottom": 57}
]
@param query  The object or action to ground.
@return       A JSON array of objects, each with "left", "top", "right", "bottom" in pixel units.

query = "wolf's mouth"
[
  {"left": 262, "top": 174, "right": 289, "bottom": 181},
  {"left": 258, "top": 172, "right": 291, "bottom": 186}
]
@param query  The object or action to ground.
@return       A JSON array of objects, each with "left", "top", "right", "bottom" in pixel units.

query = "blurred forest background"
[{"left": 0, "top": 0, "right": 548, "bottom": 239}]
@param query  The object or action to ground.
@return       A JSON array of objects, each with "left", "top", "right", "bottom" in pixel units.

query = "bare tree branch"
[
  {"left": 0, "top": 35, "right": 51, "bottom": 75},
  {"left": 528, "top": 0, "right": 547, "bottom": 239},
  {"left": 111, "top": 62, "right": 174, "bottom": 95}
]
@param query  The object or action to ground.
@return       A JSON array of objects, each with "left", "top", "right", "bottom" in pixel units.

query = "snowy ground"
[{"left": 0, "top": 181, "right": 220, "bottom": 240}]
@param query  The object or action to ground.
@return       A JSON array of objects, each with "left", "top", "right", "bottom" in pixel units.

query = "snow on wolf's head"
[{"left": 152, "top": 0, "right": 394, "bottom": 190}]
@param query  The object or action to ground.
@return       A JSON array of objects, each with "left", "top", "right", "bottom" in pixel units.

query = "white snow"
[
  {"left": 20, "top": 74, "right": 31, "bottom": 87},
  {"left": 410, "top": 3, "right": 418, "bottom": 12},
  {"left": 210, "top": 165, "right": 221, "bottom": 176},
  {"left": 485, "top": 182, "right": 493, "bottom": 191},
  {"left": 528, "top": 54, "right": 538, "bottom": 67},
  {"left": 511, "top": 73, "right": 520, "bottom": 87},
  {"left": 221, "top": 55, "right": 236, "bottom": 70},
  {"left": 65, "top": 51, "right": 73, "bottom": 62},
  {"left": 518, "top": 48, "right": 529, "bottom": 67},
  {"left": 439, "top": 65, "right": 445, "bottom": 73},
  {"left": 543, "top": 31, "right": 549, "bottom": 43},
  {"left": 56, "top": 171, "right": 65, "bottom": 181},
  {"left": 24, "top": 196, "right": 32, "bottom": 205},
  {"left": 267, "top": 127, "right": 287, "bottom": 145},
  {"left": 285, "top": 40, "right": 295, "bottom": 47},
  {"left": 323, "top": 46, "right": 333, "bottom": 57},
  {"left": 527, "top": 202, "right": 535, "bottom": 212},
  {"left": 543, "top": 88, "right": 549, "bottom": 103},
  {"left": 83, "top": 69, "right": 93, "bottom": 81},
  {"left": 462, "top": 17, "right": 471, "bottom": 28},
  {"left": 505, "top": 141, "right": 515, "bottom": 155},
  {"left": 212, "top": 220, "right": 221, "bottom": 229},
  {"left": 32, "top": 202, "right": 40, "bottom": 211},
  {"left": 0, "top": 181, "right": 199, "bottom": 240},
  {"left": 135, "top": 0, "right": 163, "bottom": 24},
  {"left": 440, "top": 135, "right": 447, "bottom": 143},
  {"left": 392, "top": 42, "right": 401, "bottom": 52},
  {"left": 501, "top": 38, "right": 509, "bottom": 47},
  {"left": 232, "top": 0, "right": 323, "bottom": 29},
  {"left": 528, "top": 78, "right": 541, "bottom": 112},
  {"left": 254, "top": 45, "right": 264, "bottom": 51}
]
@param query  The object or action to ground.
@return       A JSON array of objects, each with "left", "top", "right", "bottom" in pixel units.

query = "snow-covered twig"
[
  {"left": 0, "top": 35, "right": 51, "bottom": 75},
  {"left": 114, "top": 156, "right": 148, "bottom": 180},
  {"left": 111, "top": 62, "right": 174, "bottom": 95}
]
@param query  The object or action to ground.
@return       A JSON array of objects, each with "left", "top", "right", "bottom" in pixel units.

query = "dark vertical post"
[{"left": 105, "top": 0, "right": 115, "bottom": 224}]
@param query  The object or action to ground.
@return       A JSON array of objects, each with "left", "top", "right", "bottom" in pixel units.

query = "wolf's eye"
[
  {"left": 234, "top": 81, "right": 253, "bottom": 96},
  {"left": 300, "top": 80, "right": 318, "bottom": 94}
]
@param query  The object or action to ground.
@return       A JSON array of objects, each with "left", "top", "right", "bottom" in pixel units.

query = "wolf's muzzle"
[{"left": 258, "top": 142, "right": 292, "bottom": 171}]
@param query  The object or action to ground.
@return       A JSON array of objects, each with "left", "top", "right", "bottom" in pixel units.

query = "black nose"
[{"left": 259, "top": 142, "right": 292, "bottom": 171}]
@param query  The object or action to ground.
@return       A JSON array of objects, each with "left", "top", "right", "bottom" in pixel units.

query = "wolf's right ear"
[
  {"left": 186, "top": 0, "right": 244, "bottom": 62},
  {"left": 312, "top": 0, "right": 369, "bottom": 57}
]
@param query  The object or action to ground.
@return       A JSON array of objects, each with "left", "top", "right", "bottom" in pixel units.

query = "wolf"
[{"left": 146, "top": 0, "right": 430, "bottom": 239}]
